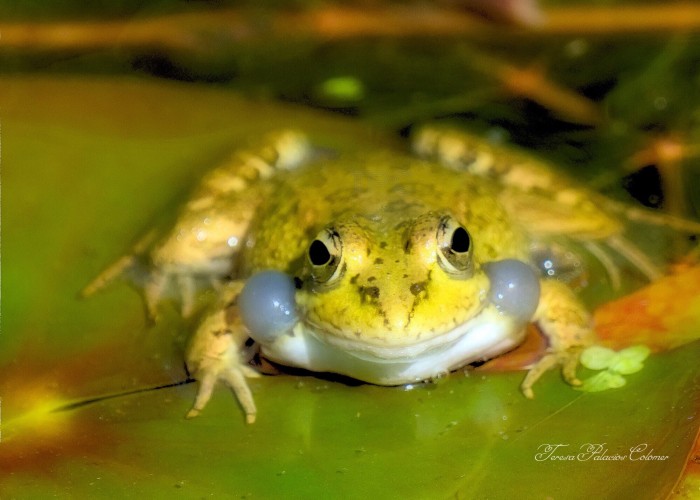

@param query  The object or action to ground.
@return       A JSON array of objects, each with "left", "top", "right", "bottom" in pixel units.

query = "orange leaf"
[{"left": 594, "top": 266, "right": 700, "bottom": 351}]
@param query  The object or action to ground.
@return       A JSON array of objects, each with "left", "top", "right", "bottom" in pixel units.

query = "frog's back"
[{"left": 240, "top": 150, "right": 529, "bottom": 274}]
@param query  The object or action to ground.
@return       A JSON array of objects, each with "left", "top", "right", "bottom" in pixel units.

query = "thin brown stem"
[{"left": 2, "top": 3, "right": 700, "bottom": 54}]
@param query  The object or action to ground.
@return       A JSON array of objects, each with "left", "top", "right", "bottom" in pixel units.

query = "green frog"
[{"left": 84, "top": 125, "right": 688, "bottom": 424}]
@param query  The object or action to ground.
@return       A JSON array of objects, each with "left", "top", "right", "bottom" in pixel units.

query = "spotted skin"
[{"left": 86, "top": 126, "right": 694, "bottom": 422}]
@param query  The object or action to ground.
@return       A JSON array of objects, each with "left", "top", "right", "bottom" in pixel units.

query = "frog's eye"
[
  {"left": 307, "top": 228, "right": 343, "bottom": 284},
  {"left": 437, "top": 216, "right": 473, "bottom": 277}
]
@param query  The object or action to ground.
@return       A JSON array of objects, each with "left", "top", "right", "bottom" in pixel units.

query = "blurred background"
[{"left": 3, "top": 1, "right": 700, "bottom": 225}]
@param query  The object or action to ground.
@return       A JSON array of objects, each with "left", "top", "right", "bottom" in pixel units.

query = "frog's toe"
[
  {"left": 521, "top": 352, "right": 558, "bottom": 399},
  {"left": 561, "top": 349, "right": 584, "bottom": 387},
  {"left": 186, "top": 368, "right": 218, "bottom": 419},
  {"left": 144, "top": 273, "right": 167, "bottom": 321},
  {"left": 187, "top": 359, "right": 257, "bottom": 423},
  {"left": 222, "top": 368, "right": 258, "bottom": 424},
  {"left": 176, "top": 274, "right": 196, "bottom": 318},
  {"left": 81, "top": 253, "right": 136, "bottom": 298}
]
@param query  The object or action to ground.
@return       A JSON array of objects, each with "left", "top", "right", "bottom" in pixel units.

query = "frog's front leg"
[
  {"left": 522, "top": 280, "right": 596, "bottom": 398},
  {"left": 82, "top": 130, "right": 311, "bottom": 321},
  {"left": 185, "top": 282, "right": 260, "bottom": 423},
  {"left": 185, "top": 271, "right": 299, "bottom": 422}
]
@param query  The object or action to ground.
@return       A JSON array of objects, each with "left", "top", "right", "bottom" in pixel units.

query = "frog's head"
[
  {"left": 299, "top": 212, "right": 487, "bottom": 342},
  {"left": 239, "top": 211, "right": 540, "bottom": 384}
]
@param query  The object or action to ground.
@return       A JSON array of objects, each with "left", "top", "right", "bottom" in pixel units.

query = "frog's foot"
[
  {"left": 84, "top": 262, "right": 198, "bottom": 322},
  {"left": 524, "top": 280, "right": 596, "bottom": 398},
  {"left": 142, "top": 271, "right": 201, "bottom": 321},
  {"left": 521, "top": 346, "right": 585, "bottom": 399},
  {"left": 185, "top": 272, "right": 298, "bottom": 422},
  {"left": 81, "top": 229, "right": 199, "bottom": 321},
  {"left": 81, "top": 253, "right": 137, "bottom": 298},
  {"left": 584, "top": 201, "right": 700, "bottom": 284},
  {"left": 185, "top": 307, "right": 260, "bottom": 423},
  {"left": 186, "top": 355, "right": 260, "bottom": 424}
]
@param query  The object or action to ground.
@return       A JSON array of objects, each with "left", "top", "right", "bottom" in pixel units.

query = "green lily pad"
[{"left": 1, "top": 76, "right": 699, "bottom": 499}]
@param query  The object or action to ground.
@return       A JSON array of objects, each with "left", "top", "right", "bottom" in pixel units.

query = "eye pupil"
[
  {"left": 309, "top": 239, "right": 332, "bottom": 266},
  {"left": 451, "top": 227, "right": 470, "bottom": 253},
  {"left": 436, "top": 217, "right": 473, "bottom": 277}
]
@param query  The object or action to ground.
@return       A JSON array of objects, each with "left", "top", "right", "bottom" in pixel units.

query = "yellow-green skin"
[{"left": 243, "top": 151, "right": 527, "bottom": 346}]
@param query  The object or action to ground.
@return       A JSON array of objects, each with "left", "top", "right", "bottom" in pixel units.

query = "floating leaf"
[
  {"left": 579, "top": 371, "right": 628, "bottom": 392},
  {"left": 609, "top": 345, "right": 651, "bottom": 375},
  {"left": 580, "top": 345, "right": 618, "bottom": 370}
]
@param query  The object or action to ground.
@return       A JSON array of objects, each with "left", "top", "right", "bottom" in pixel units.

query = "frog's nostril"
[
  {"left": 484, "top": 259, "right": 540, "bottom": 324},
  {"left": 240, "top": 271, "right": 298, "bottom": 343}
]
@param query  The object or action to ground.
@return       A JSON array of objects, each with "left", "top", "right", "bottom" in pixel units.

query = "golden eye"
[
  {"left": 307, "top": 228, "right": 343, "bottom": 284},
  {"left": 437, "top": 215, "right": 473, "bottom": 277}
]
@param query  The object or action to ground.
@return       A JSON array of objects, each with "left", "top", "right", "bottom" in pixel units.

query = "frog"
[{"left": 83, "top": 126, "right": 700, "bottom": 424}]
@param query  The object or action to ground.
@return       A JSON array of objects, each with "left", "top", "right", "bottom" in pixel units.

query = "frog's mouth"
[
  {"left": 241, "top": 260, "right": 539, "bottom": 385},
  {"left": 260, "top": 304, "right": 528, "bottom": 386}
]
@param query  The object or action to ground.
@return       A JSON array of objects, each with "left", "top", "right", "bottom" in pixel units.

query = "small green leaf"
[
  {"left": 609, "top": 345, "right": 650, "bottom": 375},
  {"left": 579, "top": 370, "right": 628, "bottom": 392},
  {"left": 618, "top": 345, "right": 652, "bottom": 362},
  {"left": 580, "top": 345, "right": 617, "bottom": 370},
  {"left": 611, "top": 359, "right": 645, "bottom": 375}
]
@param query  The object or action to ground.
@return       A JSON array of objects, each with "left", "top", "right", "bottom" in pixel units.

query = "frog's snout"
[
  {"left": 239, "top": 271, "right": 298, "bottom": 344},
  {"left": 484, "top": 259, "right": 540, "bottom": 324}
]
